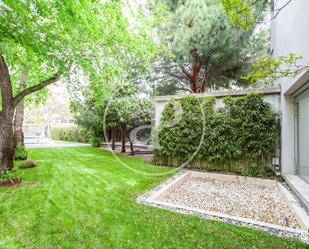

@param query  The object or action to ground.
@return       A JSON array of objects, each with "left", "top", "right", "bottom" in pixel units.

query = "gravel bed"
[{"left": 160, "top": 175, "right": 300, "bottom": 229}]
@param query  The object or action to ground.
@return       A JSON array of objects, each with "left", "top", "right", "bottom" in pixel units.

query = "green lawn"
[{"left": 0, "top": 147, "right": 307, "bottom": 249}]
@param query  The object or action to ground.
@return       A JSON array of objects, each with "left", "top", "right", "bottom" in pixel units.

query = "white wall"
[
  {"left": 155, "top": 91, "right": 281, "bottom": 126},
  {"left": 271, "top": 0, "right": 309, "bottom": 174}
]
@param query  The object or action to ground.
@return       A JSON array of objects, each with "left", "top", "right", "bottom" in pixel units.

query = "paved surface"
[{"left": 26, "top": 139, "right": 90, "bottom": 149}]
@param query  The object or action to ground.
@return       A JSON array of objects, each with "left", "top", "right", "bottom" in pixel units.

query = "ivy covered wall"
[{"left": 153, "top": 94, "right": 280, "bottom": 176}]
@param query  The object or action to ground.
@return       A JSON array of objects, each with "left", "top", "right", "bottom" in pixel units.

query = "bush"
[
  {"left": 14, "top": 143, "right": 28, "bottom": 160},
  {"left": 19, "top": 160, "right": 37, "bottom": 169},
  {"left": 0, "top": 169, "right": 18, "bottom": 181},
  {"left": 90, "top": 137, "right": 101, "bottom": 147},
  {"left": 154, "top": 94, "right": 279, "bottom": 176},
  {"left": 51, "top": 126, "right": 93, "bottom": 143}
]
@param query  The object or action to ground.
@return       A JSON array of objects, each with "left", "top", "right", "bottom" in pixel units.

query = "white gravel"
[{"left": 161, "top": 174, "right": 300, "bottom": 229}]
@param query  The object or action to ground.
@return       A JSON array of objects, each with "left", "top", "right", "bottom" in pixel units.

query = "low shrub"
[
  {"left": 90, "top": 137, "right": 101, "bottom": 147},
  {"left": 51, "top": 126, "right": 94, "bottom": 143},
  {"left": 0, "top": 169, "right": 19, "bottom": 181},
  {"left": 153, "top": 94, "right": 280, "bottom": 177},
  {"left": 14, "top": 143, "right": 28, "bottom": 160}
]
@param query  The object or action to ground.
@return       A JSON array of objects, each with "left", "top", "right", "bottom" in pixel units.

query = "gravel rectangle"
[{"left": 159, "top": 172, "right": 299, "bottom": 229}]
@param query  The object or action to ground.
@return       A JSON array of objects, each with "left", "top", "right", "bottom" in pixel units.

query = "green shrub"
[
  {"left": 0, "top": 169, "right": 18, "bottom": 181},
  {"left": 14, "top": 143, "right": 28, "bottom": 160},
  {"left": 154, "top": 94, "right": 279, "bottom": 176},
  {"left": 51, "top": 126, "right": 93, "bottom": 143},
  {"left": 90, "top": 137, "right": 101, "bottom": 147}
]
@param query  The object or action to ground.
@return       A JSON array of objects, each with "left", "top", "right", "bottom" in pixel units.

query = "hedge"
[
  {"left": 51, "top": 126, "right": 94, "bottom": 144},
  {"left": 153, "top": 94, "right": 280, "bottom": 176}
]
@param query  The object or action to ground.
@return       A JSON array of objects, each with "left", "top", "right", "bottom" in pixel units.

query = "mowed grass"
[{"left": 0, "top": 147, "right": 307, "bottom": 249}]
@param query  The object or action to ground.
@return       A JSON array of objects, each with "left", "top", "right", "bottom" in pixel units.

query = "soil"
[{"left": 0, "top": 177, "right": 22, "bottom": 187}]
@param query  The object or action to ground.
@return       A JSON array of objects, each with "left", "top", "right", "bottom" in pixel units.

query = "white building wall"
[{"left": 271, "top": 0, "right": 309, "bottom": 174}]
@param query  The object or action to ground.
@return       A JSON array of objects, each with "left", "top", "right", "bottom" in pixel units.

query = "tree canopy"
[
  {"left": 155, "top": 0, "right": 269, "bottom": 93},
  {"left": 0, "top": 0, "right": 158, "bottom": 170}
]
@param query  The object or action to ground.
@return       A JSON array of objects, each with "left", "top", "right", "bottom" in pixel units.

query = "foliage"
[
  {"left": 220, "top": 0, "right": 268, "bottom": 30},
  {"left": 51, "top": 126, "right": 93, "bottom": 144},
  {"left": 154, "top": 94, "right": 279, "bottom": 176},
  {"left": 0, "top": 0, "right": 157, "bottom": 112},
  {"left": 155, "top": 96, "right": 215, "bottom": 164},
  {"left": 219, "top": 1, "right": 308, "bottom": 84},
  {"left": 0, "top": 147, "right": 305, "bottom": 248},
  {"left": 71, "top": 94, "right": 105, "bottom": 138},
  {"left": 90, "top": 137, "right": 102, "bottom": 148},
  {"left": 242, "top": 53, "right": 309, "bottom": 84},
  {"left": 108, "top": 97, "right": 153, "bottom": 129},
  {"left": 0, "top": 169, "right": 18, "bottom": 181},
  {"left": 72, "top": 82, "right": 153, "bottom": 144},
  {"left": 157, "top": 0, "right": 269, "bottom": 92},
  {"left": 19, "top": 159, "right": 37, "bottom": 169},
  {"left": 14, "top": 143, "right": 28, "bottom": 160}
]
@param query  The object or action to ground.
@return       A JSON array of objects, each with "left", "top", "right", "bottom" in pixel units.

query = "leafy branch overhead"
[
  {"left": 221, "top": 0, "right": 257, "bottom": 30},
  {"left": 242, "top": 53, "right": 309, "bottom": 83},
  {"left": 220, "top": 0, "right": 293, "bottom": 30}
]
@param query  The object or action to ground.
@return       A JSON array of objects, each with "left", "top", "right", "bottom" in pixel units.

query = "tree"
[
  {"left": 106, "top": 96, "right": 153, "bottom": 154},
  {"left": 0, "top": 0, "right": 139, "bottom": 171},
  {"left": 158, "top": 0, "right": 268, "bottom": 93}
]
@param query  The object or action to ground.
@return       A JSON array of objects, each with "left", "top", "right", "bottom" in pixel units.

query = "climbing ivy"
[{"left": 154, "top": 94, "right": 279, "bottom": 176}]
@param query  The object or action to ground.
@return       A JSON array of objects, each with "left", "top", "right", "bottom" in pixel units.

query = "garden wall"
[
  {"left": 155, "top": 87, "right": 281, "bottom": 126},
  {"left": 153, "top": 90, "right": 281, "bottom": 176}
]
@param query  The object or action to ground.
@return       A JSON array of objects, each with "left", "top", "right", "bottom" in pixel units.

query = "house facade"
[{"left": 271, "top": 0, "right": 309, "bottom": 208}]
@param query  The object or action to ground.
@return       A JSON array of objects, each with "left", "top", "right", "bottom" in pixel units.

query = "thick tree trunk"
[
  {"left": 191, "top": 63, "right": 201, "bottom": 93},
  {"left": 121, "top": 126, "right": 126, "bottom": 153},
  {"left": 13, "top": 100, "right": 25, "bottom": 147},
  {"left": 0, "top": 113, "right": 15, "bottom": 171},
  {"left": 0, "top": 55, "right": 15, "bottom": 172},
  {"left": 181, "top": 63, "right": 202, "bottom": 93}
]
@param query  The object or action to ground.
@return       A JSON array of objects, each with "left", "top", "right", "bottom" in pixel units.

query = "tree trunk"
[
  {"left": 191, "top": 63, "right": 201, "bottom": 93},
  {"left": 0, "top": 54, "right": 62, "bottom": 172},
  {"left": 127, "top": 131, "right": 135, "bottom": 155},
  {"left": 121, "top": 126, "right": 126, "bottom": 153},
  {"left": 13, "top": 100, "right": 25, "bottom": 147},
  {"left": 0, "top": 114, "right": 15, "bottom": 171},
  {"left": 201, "top": 69, "right": 210, "bottom": 93},
  {"left": 181, "top": 63, "right": 202, "bottom": 93},
  {"left": 0, "top": 55, "right": 15, "bottom": 172},
  {"left": 13, "top": 72, "right": 27, "bottom": 147},
  {"left": 111, "top": 126, "right": 116, "bottom": 150}
]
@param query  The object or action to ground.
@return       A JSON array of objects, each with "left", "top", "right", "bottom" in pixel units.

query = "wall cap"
[{"left": 155, "top": 86, "right": 281, "bottom": 102}]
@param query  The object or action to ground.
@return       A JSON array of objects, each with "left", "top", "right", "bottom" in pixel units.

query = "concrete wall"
[
  {"left": 271, "top": 0, "right": 309, "bottom": 174},
  {"left": 155, "top": 87, "right": 281, "bottom": 126}
]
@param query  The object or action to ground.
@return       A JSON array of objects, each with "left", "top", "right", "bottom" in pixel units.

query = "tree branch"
[
  {"left": 169, "top": 72, "right": 190, "bottom": 82},
  {"left": 257, "top": 0, "right": 293, "bottom": 24},
  {"left": 179, "top": 65, "right": 193, "bottom": 81},
  {"left": 13, "top": 72, "right": 62, "bottom": 106},
  {"left": 201, "top": 68, "right": 210, "bottom": 93}
]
